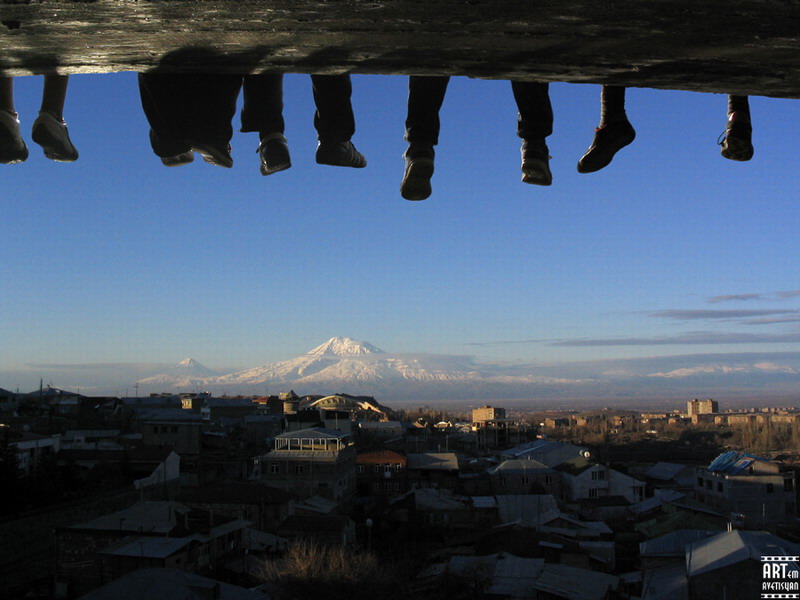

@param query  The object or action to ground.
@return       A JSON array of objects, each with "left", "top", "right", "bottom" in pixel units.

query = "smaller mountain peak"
[
  {"left": 178, "top": 358, "right": 196, "bottom": 367},
  {"left": 307, "top": 337, "right": 385, "bottom": 356}
]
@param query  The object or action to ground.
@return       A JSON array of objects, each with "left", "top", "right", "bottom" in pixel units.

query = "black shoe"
[
  {"left": 521, "top": 139, "right": 552, "bottom": 186},
  {"left": 191, "top": 141, "right": 233, "bottom": 168},
  {"left": 31, "top": 111, "right": 78, "bottom": 162},
  {"left": 316, "top": 140, "right": 366, "bottom": 168},
  {"left": 258, "top": 133, "right": 291, "bottom": 176},
  {"left": 577, "top": 119, "right": 635, "bottom": 173},
  {"left": 719, "top": 112, "right": 754, "bottom": 161},
  {"left": 161, "top": 151, "right": 194, "bottom": 167},
  {"left": 400, "top": 145, "right": 435, "bottom": 201},
  {"left": 0, "top": 110, "right": 28, "bottom": 164}
]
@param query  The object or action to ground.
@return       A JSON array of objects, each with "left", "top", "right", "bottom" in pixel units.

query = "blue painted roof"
[{"left": 707, "top": 450, "right": 767, "bottom": 474}]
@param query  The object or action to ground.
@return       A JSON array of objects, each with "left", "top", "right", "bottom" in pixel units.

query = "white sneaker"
[
  {"left": 0, "top": 110, "right": 29, "bottom": 164},
  {"left": 31, "top": 111, "right": 78, "bottom": 162}
]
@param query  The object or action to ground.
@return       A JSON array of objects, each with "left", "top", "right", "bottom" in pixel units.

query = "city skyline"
[{"left": 3, "top": 73, "right": 800, "bottom": 400}]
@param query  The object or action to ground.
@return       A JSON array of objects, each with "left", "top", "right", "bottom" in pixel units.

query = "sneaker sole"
[
  {"left": 31, "top": 122, "right": 78, "bottom": 162},
  {"left": 401, "top": 158, "right": 434, "bottom": 200},
  {"left": 521, "top": 160, "right": 552, "bottom": 186}
]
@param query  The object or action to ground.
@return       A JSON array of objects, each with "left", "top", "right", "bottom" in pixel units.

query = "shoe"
[
  {"left": 400, "top": 145, "right": 435, "bottom": 201},
  {"left": 521, "top": 138, "right": 552, "bottom": 186},
  {"left": 258, "top": 132, "right": 291, "bottom": 175},
  {"left": 0, "top": 110, "right": 28, "bottom": 164},
  {"left": 315, "top": 140, "right": 366, "bottom": 168},
  {"left": 719, "top": 112, "right": 754, "bottom": 161},
  {"left": 577, "top": 119, "right": 635, "bottom": 173},
  {"left": 191, "top": 141, "right": 233, "bottom": 168},
  {"left": 31, "top": 111, "right": 79, "bottom": 162},
  {"left": 161, "top": 151, "right": 194, "bottom": 167}
]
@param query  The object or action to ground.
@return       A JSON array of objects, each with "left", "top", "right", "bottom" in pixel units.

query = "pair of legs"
[
  {"left": 0, "top": 75, "right": 79, "bottom": 164},
  {"left": 138, "top": 72, "right": 365, "bottom": 171},
  {"left": 579, "top": 86, "right": 754, "bottom": 170},
  {"left": 401, "top": 76, "right": 553, "bottom": 200}
]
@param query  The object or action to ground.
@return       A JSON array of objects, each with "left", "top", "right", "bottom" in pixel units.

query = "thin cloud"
[
  {"left": 707, "top": 294, "right": 764, "bottom": 303},
  {"left": 650, "top": 309, "right": 797, "bottom": 320},
  {"left": 744, "top": 317, "right": 800, "bottom": 326},
  {"left": 464, "top": 338, "right": 553, "bottom": 347},
  {"left": 707, "top": 290, "right": 800, "bottom": 303},
  {"left": 551, "top": 331, "right": 800, "bottom": 347}
]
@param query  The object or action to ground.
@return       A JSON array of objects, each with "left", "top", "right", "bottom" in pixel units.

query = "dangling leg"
[
  {"left": 577, "top": 85, "right": 635, "bottom": 173},
  {"left": 312, "top": 74, "right": 366, "bottom": 168},
  {"left": 0, "top": 77, "right": 29, "bottom": 164},
  {"left": 512, "top": 80, "right": 553, "bottom": 186},
  {"left": 720, "top": 94, "right": 753, "bottom": 161},
  {"left": 401, "top": 75, "right": 449, "bottom": 200},
  {"left": 242, "top": 73, "right": 291, "bottom": 175},
  {"left": 32, "top": 75, "right": 79, "bottom": 162}
]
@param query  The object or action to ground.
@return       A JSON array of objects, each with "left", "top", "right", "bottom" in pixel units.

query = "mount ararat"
[{"left": 132, "top": 337, "right": 800, "bottom": 403}]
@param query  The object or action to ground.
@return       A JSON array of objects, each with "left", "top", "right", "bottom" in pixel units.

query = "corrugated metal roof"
[
  {"left": 645, "top": 461, "right": 692, "bottom": 481},
  {"left": 533, "top": 564, "right": 618, "bottom": 600},
  {"left": 706, "top": 450, "right": 768, "bottom": 474},
  {"left": 496, "top": 494, "right": 559, "bottom": 526},
  {"left": 407, "top": 452, "right": 459, "bottom": 471},
  {"left": 641, "top": 564, "right": 689, "bottom": 600},
  {"left": 687, "top": 530, "right": 800, "bottom": 576},
  {"left": 640, "top": 530, "right": 720, "bottom": 558}
]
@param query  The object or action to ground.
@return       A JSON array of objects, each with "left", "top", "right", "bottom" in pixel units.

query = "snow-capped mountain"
[
  {"left": 130, "top": 339, "right": 800, "bottom": 402},
  {"left": 137, "top": 357, "right": 221, "bottom": 388}
]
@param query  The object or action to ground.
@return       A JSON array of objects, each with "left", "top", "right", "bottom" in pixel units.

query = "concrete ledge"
[{"left": 2, "top": 0, "right": 800, "bottom": 97}]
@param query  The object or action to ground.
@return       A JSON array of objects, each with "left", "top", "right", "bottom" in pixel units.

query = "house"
[
  {"left": 306, "top": 394, "right": 392, "bottom": 420},
  {"left": 406, "top": 452, "right": 460, "bottom": 490},
  {"left": 532, "top": 563, "right": 620, "bottom": 600},
  {"left": 438, "top": 553, "right": 545, "bottom": 600},
  {"left": 56, "top": 501, "right": 250, "bottom": 598},
  {"left": 687, "top": 530, "right": 800, "bottom": 600},
  {"left": 200, "top": 397, "right": 258, "bottom": 422},
  {"left": 643, "top": 461, "right": 697, "bottom": 493},
  {"left": 75, "top": 567, "right": 268, "bottom": 600},
  {"left": 472, "top": 405, "right": 522, "bottom": 449},
  {"left": 177, "top": 483, "right": 294, "bottom": 531},
  {"left": 500, "top": 440, "right": 587, "bottom": 467},
  {"left": 554, "top": 455, "right": 645, "bottom": 504},
  {"left": 356, "top": 448, "right": 408, "bottom": 497},
  {"left": 489, "top": 459, "right": 561, "bottom": 496},
  {"left": 3, "top": 427, "right": 61, "bottom": 474},
  {"left": 357, "top": 420, "right": 404, "bottom": 439},
  {"left": 694, "top": 450, "right": 796, "bottom": 526},
  {"left": 140, "top": 408, "right": 205, "bottom": 454},
  {"left": 253, "top": 427, "right": 356, "bottom": 504},
  {"left": 639, "top": 529, "right": 720, "bottom": 569}
]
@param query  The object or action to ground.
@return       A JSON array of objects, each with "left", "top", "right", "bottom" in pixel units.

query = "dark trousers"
[
  {"left": 311, "top": 74, "right": 356, "bottom": 142},
  {"left": 405, "top": 75, "right": 450, "bottom": 146},
  {"left": 140, "top": 72, "right": 355, "bottom": 156},
  {"left": 511, "top": 81, "right": 553, "bottom": 140},
  {"left": 403, "top": 76, "right": 553, "bottom": 146}
]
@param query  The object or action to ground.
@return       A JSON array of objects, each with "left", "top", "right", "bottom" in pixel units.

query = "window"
[
  {"left": 767, "top": 483, "right": 774, "bottom": 493},
  {"left": 697, "top": 477, "right": 704, "bottom": 487},
  {"left": 393, "top": 483, "right": 400, "bottom": 491},
  {"left": 357, "top": 465, "right": 365, "bottom": 473},
  {"left": 717, "top": 482, "right": 723, "bottom": 492},
  {"left": 374, "top": 465, "right": 381, "bottom": 473},
  {"left": 589, "top": 489, "right": 599, "bottom": 498},
  {"left": 295, "top": 465, "right": 304, "bottom": 474},
  {"left": 705, "top": 479, "right": 712, "bottom": 489},
  {"left": 395, "top": 463, "right": 402, "bottom": 472},
  {"left": 522, "top": 476, "right": 529, "bottom": 485},
  {"left": 270, "top": 464, "right": 279, "bottom": 474},
  {"left": 591, "top": 469, "right": 605, "bottom": 481},
  {"left": 384, "top": 463, "right": 391, "bottom": 472},
  {"left": 785, "top": 478, "right": 795, "bottom": 492}
]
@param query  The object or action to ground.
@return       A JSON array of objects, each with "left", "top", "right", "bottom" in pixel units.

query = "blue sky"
[{"left": 2, "top": 72, "right": 800, "bottom": 395}]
